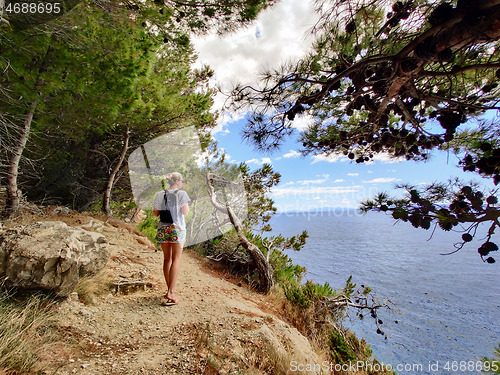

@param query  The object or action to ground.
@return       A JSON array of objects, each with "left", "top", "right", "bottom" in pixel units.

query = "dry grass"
[
  {"left": 0, "top": 291, "right": 57, "bottom": 374},
  {"left": 267, "top": 287, "right": 329, "bottom": 347},
  {"left": 75, "top": 268, "right": 115, "bottom": 305},
  {"left": 240, "top": 340, "right": 295, "bottom": 375},
  {"left": 192, "top": 320, "right": 298, "bottom": 375}
]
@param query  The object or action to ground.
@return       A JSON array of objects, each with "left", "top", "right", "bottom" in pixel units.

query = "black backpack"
[{"left": 159, "top": 189, "right": 178, "bottom": 224}]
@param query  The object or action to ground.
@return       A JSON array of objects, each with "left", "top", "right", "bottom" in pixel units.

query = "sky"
[{"left": 192, "top": 0, "right": 496, "bottom": 213}]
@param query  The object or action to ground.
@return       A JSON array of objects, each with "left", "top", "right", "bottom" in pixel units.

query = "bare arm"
[
  {"left": 153, "top": 209, "right": 160, "bottom": 217},
  {"left": 181, "top": 204, "right": 189, "bottom": 216}
]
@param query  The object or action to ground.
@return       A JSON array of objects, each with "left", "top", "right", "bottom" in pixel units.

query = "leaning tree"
[{"left": 231, "top": 0, "right": 500, "bottom": 262}]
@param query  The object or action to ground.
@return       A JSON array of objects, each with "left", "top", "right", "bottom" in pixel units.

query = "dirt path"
[{"left": 40, "top": 216, "right": 322, "bottom": 375}]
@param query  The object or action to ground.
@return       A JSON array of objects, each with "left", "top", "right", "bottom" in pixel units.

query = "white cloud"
[
  {"left": 245, "top": 157, "right": 273, "bottom": 165},
  {"left": 271, "top": 185, "right": 362, "bottom": 197},
  {"left": 311, "top": 151, "right": 407, "bottom": 165},
  {"left": 295, "top": 173, "right": 330, "bottom": 185},
  {"left": 283, "top": 150, "right": 302, "bottom": 158},
  {"left": 209, "top": 111, "right": 246, "bottom": 135},
  {"left": 311, "top": 152, "right": 346, "bottom": 164},
  {"left": 370, "top": 153, "right": 406, "bottom": 164},
  {"left": 362, "top": 178, "right": 400, "bottom": 184},
  {"left": 192, "top": 0, "right": 319, "bottom": 130},
  {"left": 297, "top": 178, "right": 328, "bottom": 185},
  {"left": 291, "top": 113, "right": 314, "bottom": 131},
  {"left": 280, "top": 178, "right": 344, "bottom": 187},
  {"left": 347, "top": 173, "right": 359, "bottom": 177}
]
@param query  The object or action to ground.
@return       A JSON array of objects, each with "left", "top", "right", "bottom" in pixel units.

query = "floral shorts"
[{"left": 155, "top": 224, "right": 186, "bottom": 244}]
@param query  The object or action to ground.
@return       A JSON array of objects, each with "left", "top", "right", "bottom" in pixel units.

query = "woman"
[{"left": 153, "top": 172, "right": 190, "bottom": 305}]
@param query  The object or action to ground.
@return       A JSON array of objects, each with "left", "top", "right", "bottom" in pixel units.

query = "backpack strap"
[
  {"left": 163, "top": 189, "right": 178, "bottom": 205},
  {"left": 162, "top": 189, "right": 180, "bottom": 212}
]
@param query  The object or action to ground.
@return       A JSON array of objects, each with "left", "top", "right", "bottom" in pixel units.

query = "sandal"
[{"left": 161, "top": 297, "right": 176, "bottom": 306}]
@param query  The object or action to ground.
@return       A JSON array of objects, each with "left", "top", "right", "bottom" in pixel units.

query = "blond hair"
[{"left": 166, "top": 172, "right": 183, "bottom": 186}]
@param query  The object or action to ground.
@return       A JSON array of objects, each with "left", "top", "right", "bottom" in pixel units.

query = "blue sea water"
[{"left": 268, "top": 211, "right": 499, "bottom": 374}]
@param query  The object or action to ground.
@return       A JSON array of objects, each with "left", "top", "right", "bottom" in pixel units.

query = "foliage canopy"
[{"left": 0, "top": 2, "right": 216, "bottom": 209}]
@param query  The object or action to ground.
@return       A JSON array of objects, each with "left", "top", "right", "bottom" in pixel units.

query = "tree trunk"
[
  {"left": 188, "top": 190, "right": 198, "bottom": 240},
  {"left": 5, "top": 101, "right": 37, "bottom": 214},
  {"left": 103, "top": 127, "right": 130, "bottom": 215},
  {"left": 226, "top": 205, "right": 275, "bottom": 293},
  {"left": 206, "top": 172, "right": 275, "bottom": 293},
  {"left": 0, "top": 0, "right": 9, "bottom": 25},
  {"left": 4, "top": 41, "right": 54, "bottom": 215}
]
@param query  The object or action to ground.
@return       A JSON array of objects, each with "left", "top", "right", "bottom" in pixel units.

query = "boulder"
[{"left": 0, "top": 221, "right": 109, "bottom": 297}]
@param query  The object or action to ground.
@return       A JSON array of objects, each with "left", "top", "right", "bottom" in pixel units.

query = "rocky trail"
[{"left": 25, "top": 213, "right": 322, "bottom": 375}]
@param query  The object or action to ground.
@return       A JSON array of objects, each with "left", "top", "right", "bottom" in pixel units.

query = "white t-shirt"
[{"left": 153, "top": 189, "right": 190, "bottom": 230}]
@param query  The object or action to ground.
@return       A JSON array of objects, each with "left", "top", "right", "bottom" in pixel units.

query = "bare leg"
[
  {"left": 165, "top": 242, "right": 183, "bottom": 303},
  {"left": 161, "top": 243, "right": 172, "bottom": 293}
]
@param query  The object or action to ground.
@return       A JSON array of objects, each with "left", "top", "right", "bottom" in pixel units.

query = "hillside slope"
[{"left": 26, "top": 213, "right": 324, "bottom": 374}]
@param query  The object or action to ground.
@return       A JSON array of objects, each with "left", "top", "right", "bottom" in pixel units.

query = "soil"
[{"left": 26, "top": 211, "right": 323, "bottom": 375}]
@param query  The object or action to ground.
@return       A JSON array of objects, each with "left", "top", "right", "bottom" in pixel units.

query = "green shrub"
[
  {"left": 271, "top": 249, "right": 306, "bottom": 285},
  {"left": 283, "top": 283, "right": 311, "bottom": 308},
  {"left": 110, "top": 199, "right": 137, "bottom": 217},
  {"left": 283, "top": 280, "right": 334, "bottom": 308},
  {"left": 328, "top": 329, "right": 356, "bottom": 364},
  {"left": 137, "top": 209, "right": 160, "bottom": 246},
  {"left": 87, "top": 199, "right": 104, "bottom": 214},
  {"left": 304, "top": 280, "right": 333, "bottom": 299}
]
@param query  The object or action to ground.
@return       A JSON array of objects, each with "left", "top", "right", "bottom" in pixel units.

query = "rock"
[
  {"left": 81, "top": 219, "right": 105, "bottom": 232},
  {"left": 0, "top": 221, "right": 109, "bottom": 297},
  {"left": 69, "top": 292, "right": 79, "bottom": 301},
  {"left": 51, "top": 206, "right": 71, "bottom": 215},
  {"left": 112, "top": 280, "right": 153, "bottom": 295}
]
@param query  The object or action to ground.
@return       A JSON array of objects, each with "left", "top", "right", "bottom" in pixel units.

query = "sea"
[{"left": 268, "top": 210, "right": 499, "bottom": 375}]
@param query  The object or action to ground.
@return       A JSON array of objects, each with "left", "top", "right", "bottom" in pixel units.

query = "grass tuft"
[
  {"left": 0, "top": 290, "right": 56, "bottom": 374},
  {"left": 75, "top": 269, "right": 114, "bottom": 305}
]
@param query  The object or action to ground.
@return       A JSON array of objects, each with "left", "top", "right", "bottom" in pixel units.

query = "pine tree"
[
  {"left": 231, "top": 0, "right": 500, "bottom": 262},
  {"left": 0, "top": 2, "right": 216, "bottom": 213}
]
